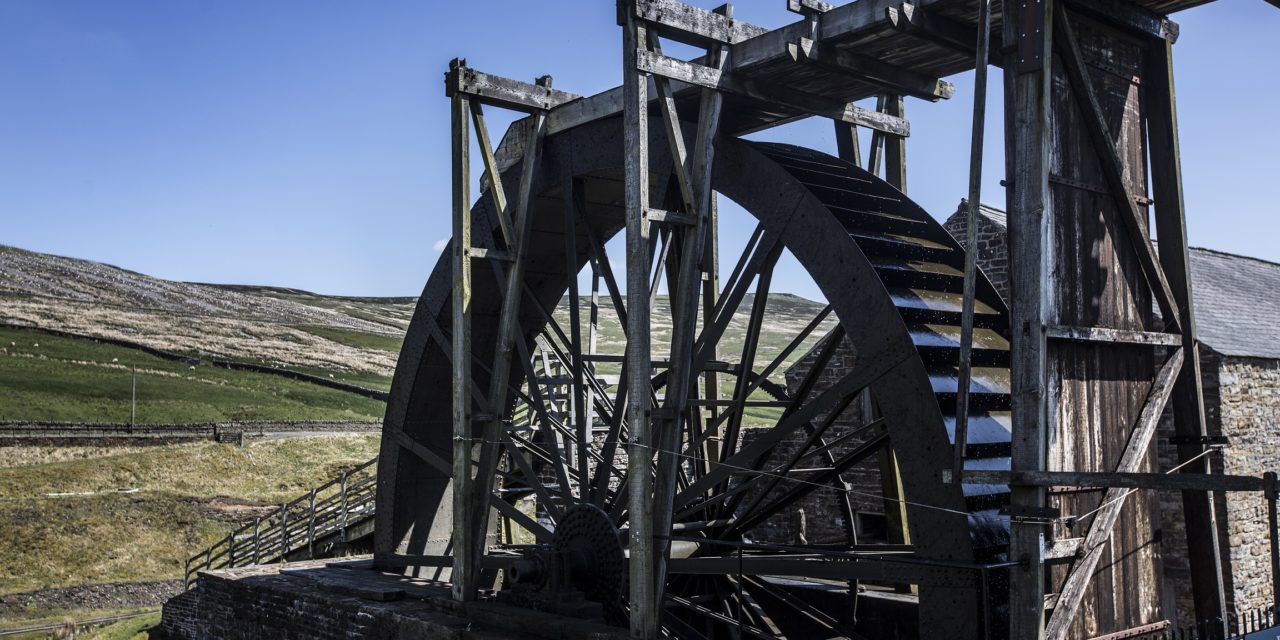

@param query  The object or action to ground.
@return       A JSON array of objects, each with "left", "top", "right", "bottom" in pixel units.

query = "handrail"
[{"left": 184, "top": 456, "right": 378, "bottom": 586}]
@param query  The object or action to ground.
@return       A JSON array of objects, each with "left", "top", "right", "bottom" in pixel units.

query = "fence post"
[
  {"left": 339, "top": 471, "right": 350, "bottom": 545},
  {"left": 228, "top": 533, "right": 236, "bottom": 568},
  {"left": 281, "top": 503, "right": 289, "bottom": 563},
  {"left": 308, "top": 488, "right": 317, "bottom": 559},
  {"left": 184, "top": 558, "right": 190, "bottom": 588},
  {"left": 252, "top": 517, "right": 261, "bottom": 565}
]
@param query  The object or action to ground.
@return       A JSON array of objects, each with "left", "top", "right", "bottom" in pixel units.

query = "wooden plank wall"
[{"left": 1045, "top": 12, "right": 1167, "bottom": 638}]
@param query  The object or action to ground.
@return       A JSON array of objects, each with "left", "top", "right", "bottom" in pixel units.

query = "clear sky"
[{"left": 1, "top": 1, "right": 1277, "bottom": 297}]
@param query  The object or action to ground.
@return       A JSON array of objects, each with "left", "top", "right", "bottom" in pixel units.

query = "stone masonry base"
[{"left": 160, "top": 558, "right": 627, "bottom": 640}]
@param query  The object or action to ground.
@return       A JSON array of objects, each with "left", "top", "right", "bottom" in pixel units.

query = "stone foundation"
[{"left": 161, "top": 558, "right": 627, "bottom": 640}]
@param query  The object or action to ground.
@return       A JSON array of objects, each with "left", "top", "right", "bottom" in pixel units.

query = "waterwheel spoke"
[{"left": 724, "top": 430, "right": 889, "bottom": 538}]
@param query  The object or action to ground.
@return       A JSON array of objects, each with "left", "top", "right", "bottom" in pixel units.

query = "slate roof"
[
  {"left": 1186, "top": 247, "right": 1280, "bottom": 360},
  {"left": 945, "top": 203, "right": 1280, "bottom": 360}
]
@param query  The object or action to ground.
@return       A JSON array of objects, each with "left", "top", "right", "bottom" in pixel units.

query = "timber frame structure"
[{"left": 371, "top": 1, "right": 1280, "bottom": 639}]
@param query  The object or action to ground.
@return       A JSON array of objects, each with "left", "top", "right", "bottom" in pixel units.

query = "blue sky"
[{"left": 1, "top": 1, "right": 1276, "bottom": 298}]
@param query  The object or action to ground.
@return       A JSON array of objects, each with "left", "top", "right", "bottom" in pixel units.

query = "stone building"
[{"left": 943, "top": 200, "right": 1280, "bottom": 620}]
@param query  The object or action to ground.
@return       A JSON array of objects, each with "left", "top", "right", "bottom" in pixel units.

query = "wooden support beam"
[
  {"left": 1043, "top": 347, "right": 1184, "bottom": 640},
  {"left": 1003, "top": 0, "right": 1054, "bottom": 635},
  {"left": 448, "top": 67, "right": 475, "bottom": 602},
  {"left": 786, "top": 37, "right": 955, "bottom": 102},
  {"left": 667, "top": 555, "right": 978, "bottom": 589},
  {"left": 1144, "top": 35, "right": 1227, "bottom": 628},
  {"left": 652, "top": 8, "right": 728, "bottom": 605},
  {"left": 445, "top": 62, "right": 580, "bottom": 113},
  {"left": 883, "top": 95, "right": 906, "bottom": 191},
  {"left": 1045, "top": 325, "right": 1181, "bottom": 346},
  {"left": 833, "top": 120, "right": 862, "bottom": 168},
  {"left": 952, "top": 0, "right": 993, "bottom": 484},
  {"left": 634, "top": 50, "right": 910, "bottom": 136},
  {"left": 887, "top": 2, "right": 1006, "bottom": 68},
  {"left": 1046, "top": 537, "right": 1083, "bottom": 561},
  {"left": 623, "top": 5, "right": 657, "bottom": 638},
  {"left": 469, "top": 103, "right": 514, "bottom": 248},
  {"left": 966, "top": 470, "right": 1265, "bottom": 494},
  {"left": 1064, "top": 0, "right": 1178, "bottom": 43},
  {"left": 1054, "top": 8, "right": 1181, "bottom": 332},
  {"left": 629, "top": 0, "right": 766, "bottom": 47},
  {"left": 468, "top": 76, "right": 551, "bottom": 589}
]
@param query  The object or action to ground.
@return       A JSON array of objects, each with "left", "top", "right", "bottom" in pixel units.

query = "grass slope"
[
  {"left": 0, "top": 435, "right": 380, "bottom": 598},
  {"left": 0, "top": 326, "right": 385, "bottom": 424}
]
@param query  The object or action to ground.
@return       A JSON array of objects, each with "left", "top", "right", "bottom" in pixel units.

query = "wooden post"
[
  {"left": 1004, "top": 0, "right": 1054, "bottom": 637},
  {"left": 952, "top": 0, "right": 993, "bottom": 484},
  {"left": 623, "top": 3, "right": 657, "bottom": 637},
  {"left": 449, "top": 57, "right": 476, "bottom": 603},
  {"left": 280, "top": 503, "right": 290, "bottom": 562},
  {"left": 339, "top": 471, "right": 350, "bottom": 545},
  {"left": 307, "top": 488, "right": 317, "bottom": 559},
  {"left": 252, "top": 517, "right": 261, "bottom": 565},
  {"left": 833, "top": 120, "right": 862, "bottom": 168},
  {"left": 883, "top": 94, "right": 906, "bottom": 191},
  {"left": 1145, "top": 37, "right": 1228, "bottom": 632}
]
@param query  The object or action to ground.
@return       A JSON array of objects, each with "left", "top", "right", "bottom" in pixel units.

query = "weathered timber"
[
  {"left": 967, "top": 469, "right": 1264, "bottom": 493},
  {"left": 1054, "top": 8, "right": 1180, "bottom": 332},
  {"left": 1145, "top": 34, "right": 1227, "bottom": 627},
  {"left": 623, "top": 6, "right": 656, "bottom": 638},
  {"left": 630, "top": 0, "right": 766, "bottom": 46},
  {"left": 887, "top": 2, "right": 1006, "bottom": 68},
  {"left": 1043, "top": 347, "right": 1184, "bottom": 640},
  {"left": 1065, "top": 0, "right": 1179, "bottom": 43},
  {"left": 634, "top": 49, "right": 910, "bottom": 136},
  {"left": 1045, "top": 325, "right": 1181, "bottom": 346},
  {"left": 448, "top": 74, "right": 474, "bottom": 602},
  {"left": 468, "top": 102, "right": 513, "bottom": 248},
  {"left": 666, "top": 556, "right": 978, "bottom": 588},
  {"left": 786, "top": 37, "right": 955, "bottom": 101},
  {"left": 1003, "top": 0, "right": 1053, "bottom": 635},
  {"left": 952, "top": 0, "right": 993, "bottom": 483},
  {"left": 445, "top": 64, "right": 580, "bottom": 113}
]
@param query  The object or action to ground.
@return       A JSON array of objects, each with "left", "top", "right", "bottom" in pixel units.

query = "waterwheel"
[{"left": 375, "top": 115, "right": 1013, "bottom": 639}]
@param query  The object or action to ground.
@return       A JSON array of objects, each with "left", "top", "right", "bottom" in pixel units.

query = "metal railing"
[{"left": 183, "top": 456, "right": 378, "bottom": 586}]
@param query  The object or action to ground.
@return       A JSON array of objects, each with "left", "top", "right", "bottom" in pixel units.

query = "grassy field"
[
  {"left": 0, "top": 435, "right": 380, "bottom": 598},
  {"left": 0, "top": 326, "right": 386, "bottom": 424},
  {"left": 296, "top": 324, "right": 404, "bottom": 353},
  {"left": 83, "top": 611, "right": 162, "bottom": 640},
  {"left": 0, "top": 608, "right": 159, "bottom": 639}
]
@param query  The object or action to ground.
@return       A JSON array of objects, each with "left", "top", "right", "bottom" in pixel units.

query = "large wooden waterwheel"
[{"left": 375, "top": 116, "right": 1012, "bottom": 639}]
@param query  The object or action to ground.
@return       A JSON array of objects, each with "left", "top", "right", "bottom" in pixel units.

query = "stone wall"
[
  {"left": 162, "top": 561, "right": 626, "bottom": 640},
  {"left": 740, "top": 333, "right": 887, "bottom": 546},
  {"left": 942, "top": 203, "right": 1010, "bottom": 301},
  {"left": 1216, "top": 355, "right": 1280, "bottom": 615}
]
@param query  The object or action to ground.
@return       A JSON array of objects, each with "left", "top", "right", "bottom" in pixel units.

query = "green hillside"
[{"left": 0, "top": 326, "right": 385, "bottom": 424}]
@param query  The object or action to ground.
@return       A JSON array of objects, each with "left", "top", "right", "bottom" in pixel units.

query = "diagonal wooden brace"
[
  {"left": 1053, "top": 7, "right": 1181, "bottom": 333},
  {"left": 1044, "top": 347, "right": 1185, "bottom": 640}
]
